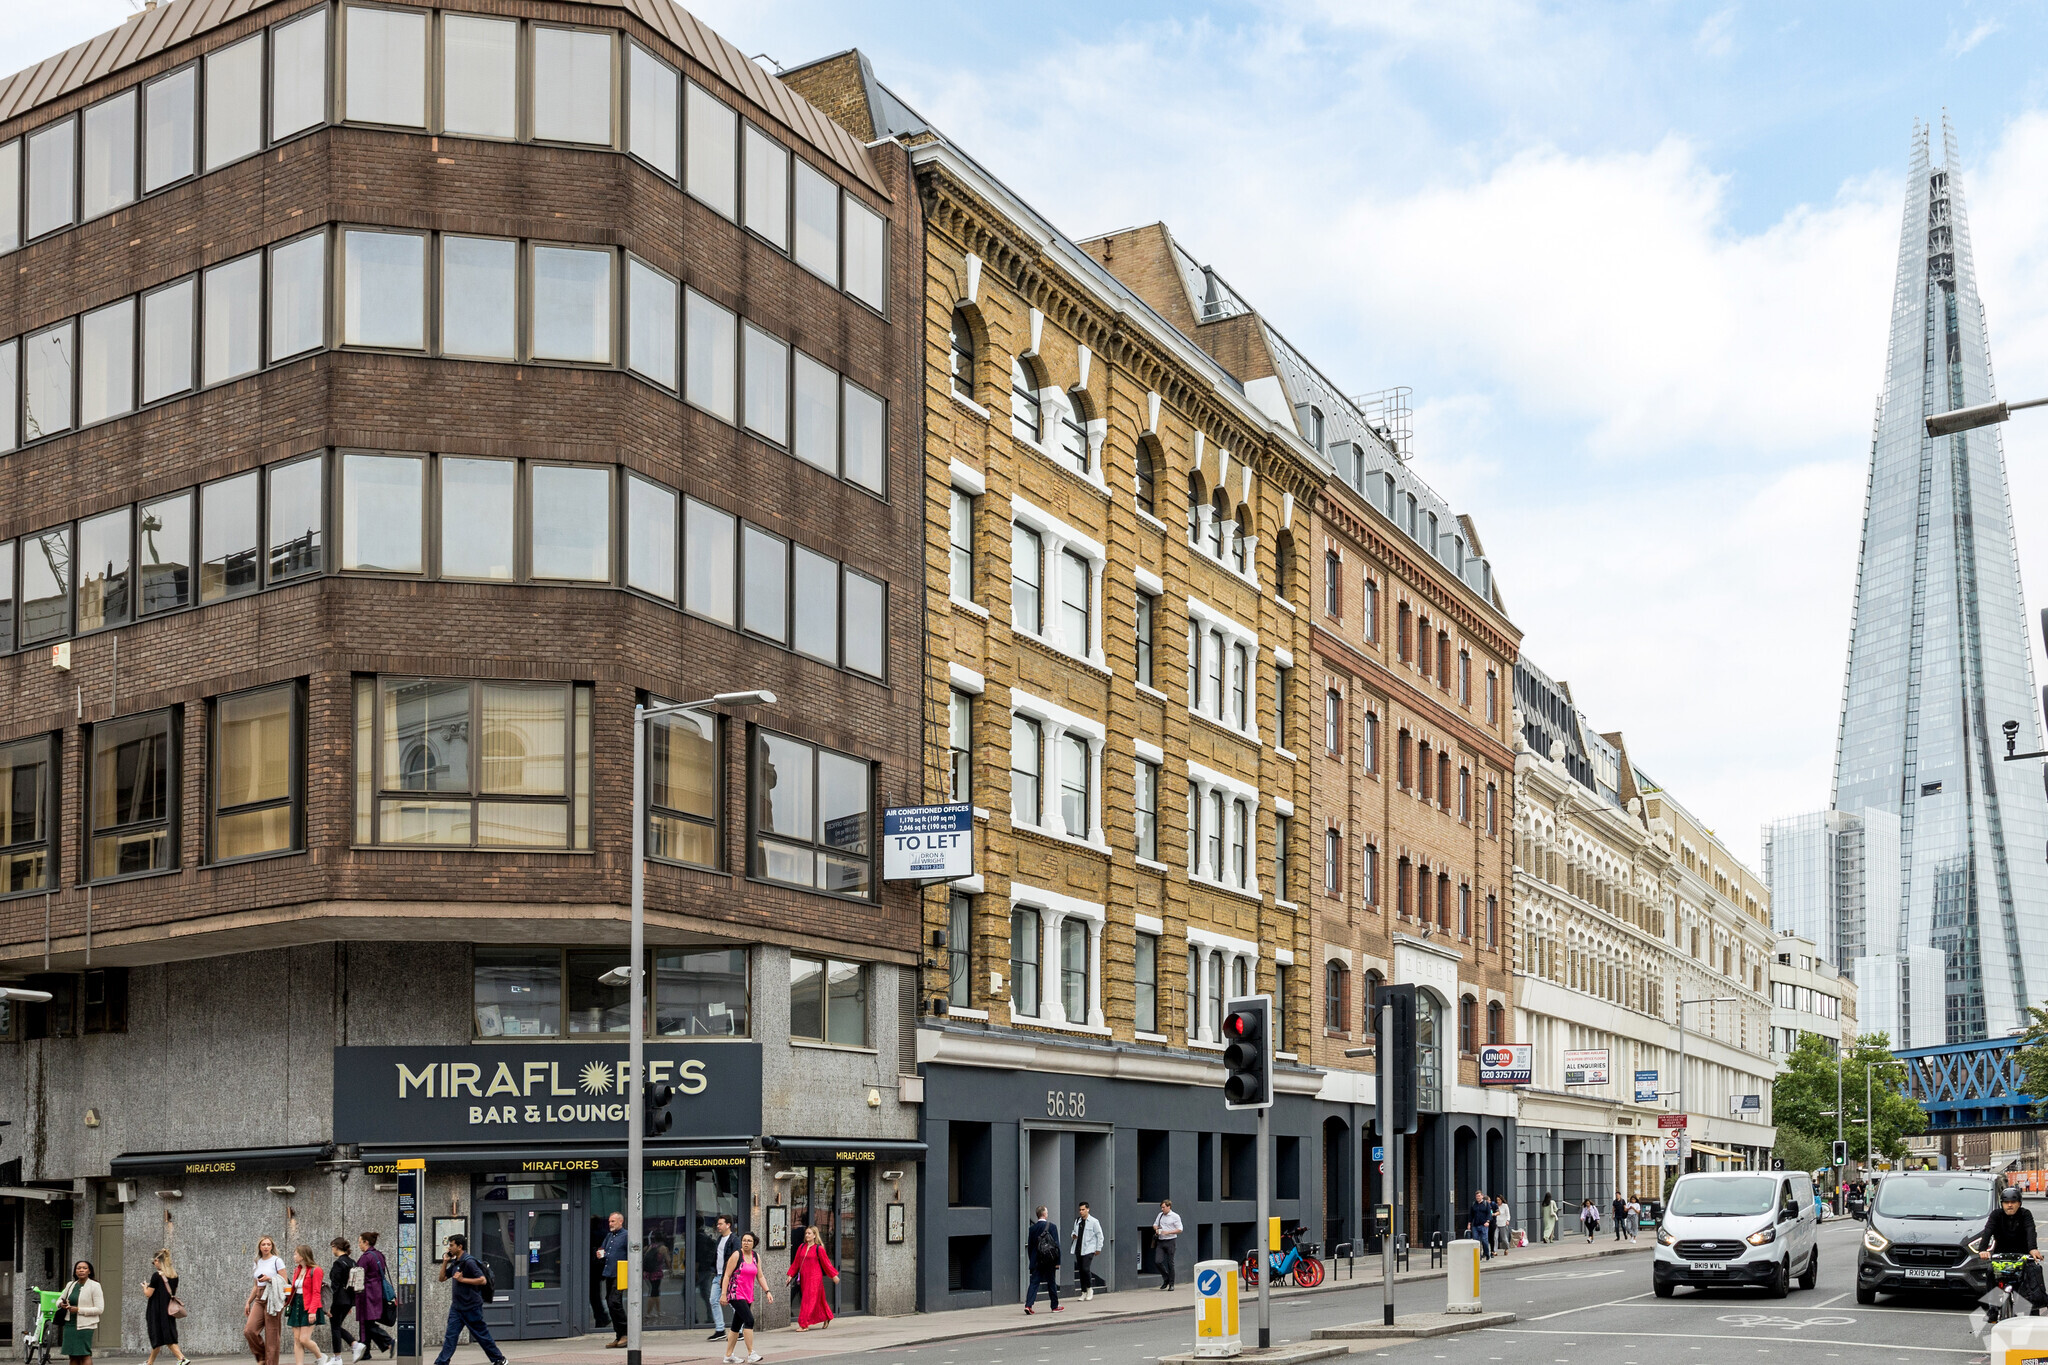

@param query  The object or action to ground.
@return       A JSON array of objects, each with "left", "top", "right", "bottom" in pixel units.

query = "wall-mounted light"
[
  {"left": 266, "top": 1184, "right": 296, "bottom": 1196},
  {"left": 156, "top": 1190, "right": 183, "bottom": 1201}
]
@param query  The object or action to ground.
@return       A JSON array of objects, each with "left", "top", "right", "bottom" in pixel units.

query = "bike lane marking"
[{"left": 1526, "top": 1291, "right": 1654, "bottom": 1320}]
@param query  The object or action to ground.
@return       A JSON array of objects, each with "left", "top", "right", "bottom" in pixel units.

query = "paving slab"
[
  {"left": 1157, "top": 1343, "right": 1353, "bottom": 1364},
  {"left": 1313, "top": 1308, "right": 1517, "bottom": 1339}
]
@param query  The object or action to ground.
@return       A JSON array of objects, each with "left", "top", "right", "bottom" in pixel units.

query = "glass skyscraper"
[{"left": 1832, "top": 117, "right": 2048, "bottom": 1044}]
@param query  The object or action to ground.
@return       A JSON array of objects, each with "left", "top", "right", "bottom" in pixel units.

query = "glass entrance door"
[
  {"left": 590, "top": 1166, "right": 748, "bottom": 1330},
  {"left": 474, "top": 1176, "right": 572, "bottom": 1340},
  {"left": 788, "top": 1165, "right": 864, "bottom": 1315}
]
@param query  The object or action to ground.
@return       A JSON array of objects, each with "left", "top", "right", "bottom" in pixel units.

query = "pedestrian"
[
  {"left": 1467, "top": 1191, "right": 1493, "bottom": 1259},
  {"left": 1071, "top": 1201, "right": 1104, "bottom": 1301},
  {"left": 431, "top": 1234, "right": 505, "bottom": 1365},
  {"left": 59, "top": 1259, "right": 103, "bottom": 1365},
  {"left": 1541, "top": 1192, "right": 1558, "bottom": 1244},
  {"left": 1580, "top": 1199, "right": 1598, "bottom": 1241},
  {"left": 787, "top": 1224, "right": 839, "bottom": 1330},
  {"left": 1024, "top": 1204, "right": 1063, "bottom": 1315},
  {"left": 643, "top": 1236, "right": 669, "bottom": 1323},
  {"left": 143, "top": 1248, "right": 188, "bottom": 1365},
  {"left": 1493, "top": 1195, "right": 1512, "bottom": 1256},
  {"left": 287, "top": 1245, "right": 326, "bottom": 1365},
  {"left": 718, "top": 1230, "right": 771, "bottom": 1365},
  {"left": 596, "top": 1211, "right": 628, "bottom": 1348},
  {"left": 702, "top": 1216, "right": 735, "bottom": 1343},
  {"left": 1624, "top": 1195, "right": 1641, "bottom": 1241},
  {"left": 325, "top": 1237, "right": 357, "bottom": 1365},
  {"left": 354, "top": 1234, "right": 393, "bottom": 1360},
  {"left": 1612, "top": 1193, "right": 1628, "bottom": 1242},
  {"left": 1152, "top": 1199, "right": 1183, "bottom": 1290},
  {"left": 246, "top": 1236, "right": 289, "bottom": 1365}
]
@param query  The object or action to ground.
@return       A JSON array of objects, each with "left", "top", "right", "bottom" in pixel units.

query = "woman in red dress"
[{"left": 787, "top": 1226, "right": 840, "bottom": 1330}]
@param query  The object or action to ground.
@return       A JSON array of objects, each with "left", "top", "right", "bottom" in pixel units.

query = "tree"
[
  {"left": 1768, "top": 1031, "right": 1925, "bottom": 1161},
  {"left": 1772, "top": 1128, "right": 1827, "bottom": 1175},
  {"left": 2017, "top": 1003, "right": 2048, "bottom": 1116}
]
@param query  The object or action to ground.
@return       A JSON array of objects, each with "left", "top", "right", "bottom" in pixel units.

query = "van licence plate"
[
  {"left": 1691, "top": 1261, "right": 1728, "bottom": 1271},
  {"left": 1902, "top": 1268, "right": 1946, "bottom": 1279}
]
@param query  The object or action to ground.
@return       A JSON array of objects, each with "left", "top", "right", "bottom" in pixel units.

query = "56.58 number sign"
[{"left": 1046, "top": 1089, "right": 1087, "bottom": 1118}]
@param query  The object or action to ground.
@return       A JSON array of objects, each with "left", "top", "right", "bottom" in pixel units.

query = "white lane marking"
[
  {"left": 1479, "top": 1328, "right": 1974, "bottom": 1354},
  {"left": 1518, "top": 1269, "right": 1629, "bottom": 1281},
  {"left": 1809, "top": 1293, "right": 1849, "bottom": 1307},
  {"left": 1529, "top": 1291, "right": 1656, "bottom": 1320}
]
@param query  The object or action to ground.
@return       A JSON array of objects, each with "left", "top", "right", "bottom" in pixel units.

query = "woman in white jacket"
[{"left": 60, "top": 1259, "right": 105, "bottom": 1365}]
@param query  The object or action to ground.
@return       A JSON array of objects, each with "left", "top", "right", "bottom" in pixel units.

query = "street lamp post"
[
  {"left": 1924, "top": 396, "right": 2048, "bottom": 438},
  {"left": 608, "top": 690, "right": 774, "bottom": 1365},
  {"left": 1672, "top": 996, "right": 1738, "bottom": 1174}
]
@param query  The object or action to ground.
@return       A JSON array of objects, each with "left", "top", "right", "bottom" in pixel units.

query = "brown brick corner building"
[{"left": 0, "top": 0, "right": 926, "bottom": 1347}]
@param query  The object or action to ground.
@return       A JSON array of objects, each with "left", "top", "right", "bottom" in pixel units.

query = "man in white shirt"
[
  {"left": 703, "top": 1216, "right": 733, "bottom": 1341},
  {"left": 1070, "top": 1202, "right": 1105, "bottom": 1301},
  {"left": 1152, "top": 1200, "right": 1184, "bottom": 1290}
]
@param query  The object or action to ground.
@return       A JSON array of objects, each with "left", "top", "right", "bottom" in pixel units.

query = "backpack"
[
  {"left": 473, "top": 1257, "right": 496, "bottom": 1305},
  {"left": 1032, "top": 1223, "right": 1058, "bottom": 1267}
]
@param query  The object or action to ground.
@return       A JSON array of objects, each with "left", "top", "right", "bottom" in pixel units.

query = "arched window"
[
  {"left": 1010, "top": 356, "right": 1042, "bottom": 441},
  {"left": 1324, "top": 688, "right": 1342, "bottom": 753},
  {"left": 1415, "top": 994, "right": 1441, "bottom": 1109},
  {"left": 1363, "top": 969, "right": 1384, "bottom": 1023},
  {"left": 1273, "top": 530, "right": 1295, "bottom": 600},
  {"left": 1324, "top": 960, "right": 1349, "bottom": 1032},
  {"left": 1232, "top": 506, "right": 1251, "bottom": 572},
  {"left": 948, "top": 309, "right": 976, "bottom": 398},
  {"left": 1208, "top": 490, "right": 1228, "bottom": 557},
  {"left": 1186, "top": 472, "right": 1206, "bottom": 544},
  {"left": 1486, "top": 999, "right": 1504, "bottom": 1046},
  {"left": 1324, "top": 550, "right": 1341, "bottom": 616},
  {"left": 1136, "top": 442, "right": 1158, "bottom": 514},
  {"left": 1056, "top": 389, "right": 1088, "bottom": 472},
  {"left": 1458, "top": 994, "right": 1477, "bottom": 1054}
]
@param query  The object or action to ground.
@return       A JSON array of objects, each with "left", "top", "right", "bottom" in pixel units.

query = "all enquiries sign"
[
  {"left": 1562, "top": 1048, "right": 1610, "bottom": 1087},
  {"left": 882, "top": 804, "right": 974, "bottom": 880}
]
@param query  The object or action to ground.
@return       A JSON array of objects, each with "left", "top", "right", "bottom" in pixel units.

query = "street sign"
[
  {"left": 1661, "top": 1132, "right": 1681, "bottom": 1164},
  {"left": 1563, "top": 1048, "right": 1609, "bottom": 1086},
  {"left": 1657, "top": 1113, "right": 1688, "bottom": 1130},
  {"left": 882, "top": 804, "right": 973, "bottom": 880},
  {"left": 1635, "top": 1070, "right": 1660, "bottom": 1104},
  {"left": 1193, "top": 1260, "right": 1240, "bottom": 1357},
  {"left": 1730, "top": 1093, "right": 1762, "bottom": 1115},
  {"left": 1478, "top": 1043, "right": 1532, "bottom": 1085}
]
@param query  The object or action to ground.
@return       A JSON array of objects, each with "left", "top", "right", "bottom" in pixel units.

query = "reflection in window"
[
  {"left": 656, "top": 950, "right": 747, "bottom": 1036},
  {"left": 213, "top": 682, "right": 299, "bottom": 861},
  {"left": 142, "top": 279, "right": 196, "bottom": 403},
  {"left": 685, "top": 83, "right": 738, "bottom": 219},
  {"left": 626, "top": 475, "right": 678, "bottom": 600},
  {"left": 76, "top": 507, "right": 132, "bottom": 632},
  {"left": 649, "top": 705, "right": 717, "bottom": 868},
  {"left": 683, "top": 498, "right": 735, "bottom": 625},
  {"left": 789, "top": 955, "right": 865, "bottom": 1045},
  {"left": 530, "top": 464, "right": 612, "bottom": 582},
  {"left": 24, "top": 322, "right": 74, "bottom": 440},
  {"left": 627, "top": 44, "right": 679, "bottom": 178},
  {"left": 1009, "top": 909, "right": 1040, "bottom": 1018},
  {"left": 750, "top": 730, "right": 872, "bottom": 898},
  {"left": 743, "top": 325, "right": 789, "bottom": 444},
  {"left": 442, "top": 236, "right": 516, "bottom": 359},
  {"left": 567, "top": 948, "right": 633, "bottom": 1033},
  {"left": 345, "top": 4, "right": 427, "bottom": 128},
  {"left": 203, "top": 254, "right": 263, "bottom": 384},
  {"left": 741, "top": 524, "right": 788, "bottom": 643},
  {"left": 19, "top": 528, "right": 69, "bottom": 645},
  {"left": 1415, "top": 992, "right": 1442, "bottom": 1111},
  {"left": 344, "top": 229, "right": 426, "bottom": 350},
  {"left": 270, "top": 10, "right": 329, "bottom": 141},
  {"left": 341, "top": 452, "right": 424, "bottom": 573},
  {"left": 792, "top": 546, "right": 838, "bottom": 664},
  {"left": 205, "top": 35, "right": 264, "bottom": 171},
  {"left": 0, "top": 339, "right": 14, "bottom": 451},
  {"left": 474, "top": 946, "right": 561, "bottom": 1036},
  {"left": 0, "top": 736, "right": 54, "bottom": 893},
  {"left": 533, "top": 28, "right": 612, "bottom": 144},
  {"left": 270, "top": 233, "right": 328, "bottom": 360},
  {"left": 627, "top": 258, "right": 679, "bottom": 389},
  {"left": 442, "top": 14, "right": 517, "bottom": 139},
  {"left": 531, "top": 246, "right": 612, "bottom": 364},
  {"left": 90, "top": 709, "right": 176, "bottom": 880},
  {"left": 792, "top": 159, "right": 839, "bottom": 285},
  {"left": 26, "top": 119, "right": 76, "bottom": 239},
  {"left": 685, "top": 289, "right": 736, "bottom": 420},
  {"left": 80, "top": 299, "right": 135, "bottom": 426},
  {"left": 144, "top": 67, "right": 197, "bottom": 192},
  {"left": 138, "top": 492, "right": 192, "bottom": 616},
  {"left": 843, "top": 570, "right": 884, "bottom": 678},
  {"left": 743, "top": 125, "right": 789, "bottom": 247},
  {"left": 82, "top": 91, "right": 137, "bottom": 221},
  {"left": 268, "top": 456, "right": 325, "bottom": 582},
  {"left": 199, "top": 470, "right": 259, "bottom": 609},
  {"left": 440, "top": 457, "right": 515, "bottom": 580},
  {"left": 842, "top": 380, "right": 886, "bottom": 493},
  {"left": 787, "top": 354, "right": 839, "bottom": 481},
  {"left": 844, "top": 198, "right": 887, "bottom": 311}
]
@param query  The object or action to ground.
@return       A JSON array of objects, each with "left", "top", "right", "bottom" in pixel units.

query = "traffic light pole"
[
  {"left": 1256, "top": 1105, "right": 1271, "bottom": 1349},
  {"left": 1379, "top": 998, "right": 1397, "bottom": 1328},
  {"left": 627, "top": 708, "right": 646, "bottom": 1365}
]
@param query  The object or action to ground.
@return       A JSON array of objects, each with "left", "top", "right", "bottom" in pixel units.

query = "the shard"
[{"left": 1832, "top": 116, "right": 2048, "bottom": 1045}]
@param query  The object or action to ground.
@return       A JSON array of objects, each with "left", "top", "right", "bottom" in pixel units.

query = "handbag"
[{"left": 167, "top": 1296, "right": 188, "bottom": 1320}]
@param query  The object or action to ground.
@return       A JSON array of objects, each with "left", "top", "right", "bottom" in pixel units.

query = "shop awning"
[
  {"left": 1689, "top": 1142, "right": 1746, "bottom": 1159},
  {"left": 358, "top": 1140, "right": 754, "bottom": 1170},
  {"left": 111, "top": 1145, "right": 330, "bottom": 1176},
  {"left": 764, "top": 1138, "right": 928, "bottom": 1162}
]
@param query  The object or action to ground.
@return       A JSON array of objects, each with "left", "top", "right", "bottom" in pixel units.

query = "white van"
[{"left": 1653, "top": 1170, "right": 1819, "bottom": 1297}]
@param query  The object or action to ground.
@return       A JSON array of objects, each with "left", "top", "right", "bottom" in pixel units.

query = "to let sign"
[{"left": 882, "top": 804, "right": 973, "bottom": 880}]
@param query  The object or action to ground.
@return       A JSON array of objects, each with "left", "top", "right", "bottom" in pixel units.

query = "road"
[{"left": 791, "top": 1219, "right": 1997, "bottom": 1364}]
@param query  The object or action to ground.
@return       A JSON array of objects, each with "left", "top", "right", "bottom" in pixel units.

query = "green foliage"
[
  {"left": 1768, "top": 1031, "right": 1925, "bottom": 1160},
  {"left": 1771, "top": 1128, "right": 1827, "bottom": 1175},
  {"left": 2018, "top": 1003, "right": 2048, "bottom": 1116}
]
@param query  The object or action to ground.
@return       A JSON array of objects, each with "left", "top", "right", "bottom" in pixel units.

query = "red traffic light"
[{"left": 1224, "top": 1009, "right": 1261, "bottom": 1043}]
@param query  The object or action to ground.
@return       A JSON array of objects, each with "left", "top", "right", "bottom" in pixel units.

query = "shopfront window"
[
  {"left": 1415, "top": 993, "right": 1442, "bottom": 1112},
  {"left": 590, "top": 1167, "right": 744, "bottom": 1331},
  {"left": 655, "top": 949, "right": 748, "bottom": 1037},
  {"left": 567, "top": 948, "right": 632, "bottom": 1034},
  {"left": 789, "top": 955, "right": 865, "bottom": 1046},
  {"left": 786, "top": 1165, "right": 865, "bottom": 1314},
  {"left": 473, "top": 947, "right": 562, "bottom": 1037}
]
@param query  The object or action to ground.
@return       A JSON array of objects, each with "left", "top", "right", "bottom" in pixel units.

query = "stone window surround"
[
  {"left": 1185, "top": 923, "right": 1260, "bottom": 1046},
  {"left": 1009, "top": 492, "right": 1108, "bottom": 670},
  {"left": 1187, "top": 758, "right": 1260, "bottom": 898},
  {"left": 1008, "top": 685, "right": 1109, "bottom": 852},
  {"left": 1010, "top": 879, "right": 1108, "bottom": 1032},
  {"left": 1186, "top": 594, "right": 1260, "bottom": 740}
]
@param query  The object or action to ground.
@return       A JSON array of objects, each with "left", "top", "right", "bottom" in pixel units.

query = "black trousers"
[
  {"left": 1157, "top": 1239, "right": 1177, "bottom": 1287},
  {"left": 360, "top": 1320, "right": 393, "bottom": 1356},
  {"left": 328, "top": 1307, "right": 355, "bottom": 1356},
  {"left": 604, "top": 1288, "right": 627, "bottom": 1340},
  {"left": 1073, "top": 1253, "right": 1094, "bottom": 1290}
]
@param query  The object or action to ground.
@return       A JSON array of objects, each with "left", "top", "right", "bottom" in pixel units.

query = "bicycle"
[
  {"left": 1975, "top": 1255, "right": 2045, "bottom": 1327},
  {"left": 21, "top": 1287, "right": 66, "bottom": 1365},
  {"left": 1239, "top": 1227, "right": 1325, "bottom": 1289}
]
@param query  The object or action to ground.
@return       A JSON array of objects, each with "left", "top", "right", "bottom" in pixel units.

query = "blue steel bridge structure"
[{"left": 1896, "top": 1034, "right": 2040, "bottom": 1132}]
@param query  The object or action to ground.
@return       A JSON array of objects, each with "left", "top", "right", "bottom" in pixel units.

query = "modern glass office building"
[{"left": 1832, "top": 117, "right": 2048, "bottom": 1043}]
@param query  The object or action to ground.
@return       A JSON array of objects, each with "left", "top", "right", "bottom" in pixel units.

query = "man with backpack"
[
  {"left": 1024, "top": 1206, "right": 1063, "bottom": 1315},
  {"left": 431, "top": 1235, "right": 505, "bottom": 1365}
]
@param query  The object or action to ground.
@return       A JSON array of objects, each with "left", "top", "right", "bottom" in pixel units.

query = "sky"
[{"left": 13, "top": 1, "right": 2048, "bottom": 869}]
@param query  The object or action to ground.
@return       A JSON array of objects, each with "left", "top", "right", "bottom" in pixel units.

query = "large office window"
[
  {"left": 531, "top": 245, "right": 613, "bottom": 364},
  {"left": 529, "top": 464, "right": 612, "bottom": 582},
  {"left": 80, "top": 298, "right": 136, "bottom": 426},
  {"left": 626, "top": 474, "right": 677, "bottom": 600},
  {"left": 82, "top": 90, "right": 137, "bottom": 221},
  {"left": 361, "top": 676, "right": 594, "bottom": 848},
  {"left": 443, "top": 14, "right": 517, "bottom": 138},
  {"left": 341, "top": 452, "right": 425, "bottom": 574},
  {"left": 740, "top": 525, "right": 788, "bottom": 643},
  {"left": 743, "top": 324, "right": 790, "bottom": 444},
  {"left": 686, "top": 83, "right": 738, "bottom": 218},
  {"left": 0, "top": 542, "right": 11, "bottom": 653},
  {"left": 205, "top": 34, "right": 264, "bottom": 170},
  {"left": 683, "top": 497, "right": 735, "bottom": 625},
  {"left": 626, "top": 258, "right": 679, "bottom": 390},
  {"left": 792, "top": 160, "right": 840, "bottom": 285},
  {"left": 212, "top": 682, "right": 301, "bottom": 862},
  {"left": 626, "top": 44, "right": 680, "bottom": 178},
  {"left": 442, "top": 235, "right": 517, "bottom": 359},
  {"left": 24, "top": 321, "right": 74, "bottom": 440},
  {"left": 792, "top": 351, "right": 836, "bottom": 473},
  {"left": 20, "top": 527, "right": 72, "bottom": 646},
  {"left": 742, "top": 124, "right": 790, "bottom": 248},
  {"left": 532, "top": 27, "right": 613, "bottom": 145},
  {"left": 844, "top": 198, "right": 887, "bottom": 312},
  {"left": 648, "top": 704, "right": 717, "bottom": 868},
  {"left": 685, "top": 288, "right": 737, "bottom": 420},
  {"left": 269, "top": 233, "right": 328, "bottom": 361},
  {"left": 143, "top": 66, "right": 197, "bottom": 193},
  {"left": 270, "top": 9, "right": 329, "bottom": 141},
  {"left": 26, "top": 118, "right": 76, "bottom": 240},
  {"left": 142, "top": 278, "right": 196, "bottom": 403},
  {"left": 267, "top": 455, "right": 324, "bottom": 582},
  {"left": 345, "top": 4, "right": 427, "bottom": 127},
  {"left": 1011, "top": 524, "right": 1042, "bottom": 633},
  {"left": 0, "top": 338, "right": 15, "bottom": 450},
  {"left": 1010, "top": 716, "right": 1041, "bottom": 826},
  {"left": 441, "top": 457, "right": 515, "bottom": 580},
  {"left": 90, "top": 709, "right": 177, "bottom": 881},
  {"left": 749, "top": 729, "right": 872, "bottom": 898},
  {"left": 0, "top": 736, "right": 55, "bottom": 893},
  {"left": 344, "top": 229, "right": 426, "bottom": 350},
  {"left": 0, "top": 143, "right": 15, "bottom": 256},
  {"left": 1010, "top": 908, "right": 1040, "bottom": 1018},
  {"left": 656, "top": 949, "right": 748, "bottom": 1037},
  {"left": 76, "top": 507, "right": 132, "bottom": 633},
  {"left": 791, "top": 546, "right": 838, "bottom": 664},
  {"left": 138, "top": 490, "right": 192, "bottom": 615},
  {"left": 842, "top": 380, "right": 886, "bottom": 493},
  {"left": 788, "top": 956, "right": 866, "bottom": 1046}
]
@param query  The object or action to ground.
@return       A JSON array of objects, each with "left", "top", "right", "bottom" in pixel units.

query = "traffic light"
[
  {"left": 645, "top": 1079, "right": 675, "bottom": 1137},
  {"left": 1375, "top": 984, "right": 1419, "bottom": 1135},
  {"left": 1831, "top": 1139, "right": 1848, "bottom": 1167},
  {"left": 1221, "top": 996, "right": 1273, "bottom": 1110}
]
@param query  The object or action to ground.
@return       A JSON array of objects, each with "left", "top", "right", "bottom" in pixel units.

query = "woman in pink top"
[{"left": 719, "top": 1232, "right": 772, "bottom": 1365}]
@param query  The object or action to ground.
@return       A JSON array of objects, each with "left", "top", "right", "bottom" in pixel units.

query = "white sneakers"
[{"left": 352, "top": 1345, "right": 367, "bottom": 1363}]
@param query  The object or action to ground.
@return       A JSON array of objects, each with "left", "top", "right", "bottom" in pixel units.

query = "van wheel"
[
  {"left": 1855, "top": 1284, "right": 1876, "bottom": 1305},
  {"left": 1767, "top": 1259, "right": 1790, "bottom": 1298},
  {"left": 1654, "top": 1281, "right": 1675, "bottom": 1299},
  {"left": 1799, "top": 1248, "right": 1818, "bottom": 1290}
]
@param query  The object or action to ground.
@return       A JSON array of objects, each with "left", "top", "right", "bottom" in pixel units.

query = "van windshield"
[
  {"left": 1668, "top": 1176, "right": 1777, "bottom": 1217},
  {"left": 1873, "top": 1176, "right": 1994, "bottom": 1219}
]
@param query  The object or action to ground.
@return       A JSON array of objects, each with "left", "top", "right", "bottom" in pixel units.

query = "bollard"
[
  {"left": 1444, "top": 1238, "right": 1483, "bottom": 1314},
  {"left": 1985, "top": 1314, "right": 2048, "bottom": 1364},
  {"left": 1192, "top": 1258, "right": 1242, "bottom": 1358}
]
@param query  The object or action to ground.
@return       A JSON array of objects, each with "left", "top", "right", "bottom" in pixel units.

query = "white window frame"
[
  {"left": 1009, "top": 687, "right": 1107, "bottom": 852},
  {"left": 1008, "top": 493, "right": 1105, "bottom": 668},
  {"left": 1186, "top": 759, "right": 1260, "bottom": 900},
  {"left": 1186, "top": 595, "right": 1259, "bottom": 739},
  {"left": 1008, "top": 880, "right": 1107, "bottom": 1033}
]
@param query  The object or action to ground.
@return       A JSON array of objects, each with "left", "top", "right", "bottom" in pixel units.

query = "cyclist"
[{"left": 1978, "top": 1186, "right": 2045, "bottom": 1315}]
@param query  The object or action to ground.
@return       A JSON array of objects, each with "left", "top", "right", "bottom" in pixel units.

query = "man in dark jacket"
[
  {"left": 1467, "top": 1192, "right": 1493, "bottom": 1259},
  {"left": 1980, "top": 1187, "right": 2044, "bottom": 1311},
  {"left": 1613, "top": 1193, "right": 1629, "bottom": 1241},
  {"left": 1024, "top": 1205, "right": 1063, "bottom": 1314},
  {"left": 431, "top": 1235, "right": 506, "bottom": 1365},
  {"left": 596, "top": 1212, "right": 629, "bottom": 1347}
]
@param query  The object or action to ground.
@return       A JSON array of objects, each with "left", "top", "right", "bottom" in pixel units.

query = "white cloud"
[
  {"left": 1948, "top": 17, "right": 2002, "bottom": 56},
  {"left": 1695, "top": 6, "right": 1740, "bottom": 58}
]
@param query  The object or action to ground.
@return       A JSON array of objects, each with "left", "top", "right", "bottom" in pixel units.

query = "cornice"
[{"left": 1315, "top": 487, "right": 1516, "bottom": 657}]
